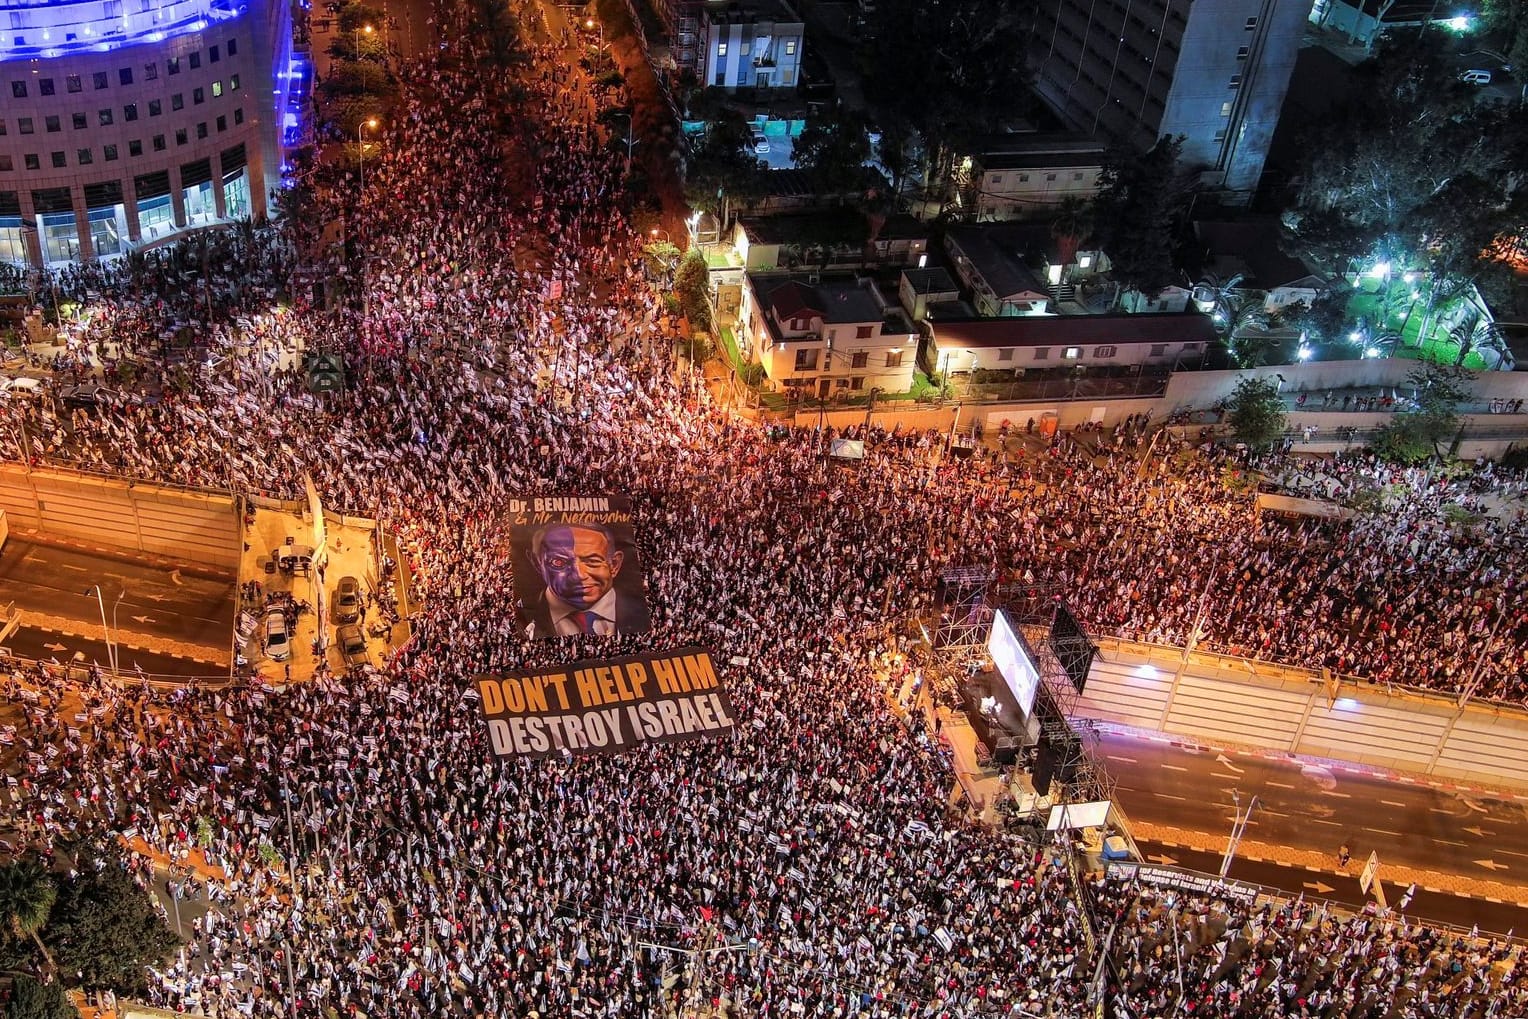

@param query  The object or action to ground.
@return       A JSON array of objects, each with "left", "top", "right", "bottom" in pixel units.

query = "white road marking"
[
  {"left": 1160, "top": 764, "right": 1188, "bottom": 772},
  {"left": 1107, "top": 756, "right": 1138, "bottom": 764},
  {"left": 1155, "top": 793, "right": 1186, "bottom": 801},
  {"left": 1496, "top": 848, "right": 1528, "bottom": 860},
  {"left": 1380, "top": 800, "right": 1407, "bottom": 807},
  {"left": 1211, "top": 772, "right": 1244, "bottom": 780},
  {"left": 1309, "top": 819, "right": 1340, "bottom": 826},
  {"left": 1433, "top": 840, "right": 1467, "bottom": 847},
  {"left": 1320, "top": 790, "right": 1352, "bottom": 798},
  {"left": 1364, "top": 828, "right": 1403, "bottom": 837},
  {"left": 1265, "top": 781, "right": 1296, "bottom": 789}
]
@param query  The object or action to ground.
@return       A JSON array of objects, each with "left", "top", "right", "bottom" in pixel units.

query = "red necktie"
[{"left": 571, "top": 611, "right": 599, "bottom": 634}]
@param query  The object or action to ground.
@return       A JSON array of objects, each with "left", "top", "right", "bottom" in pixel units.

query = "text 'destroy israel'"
[{"left": 475, "top": 646, "right": 735, "bottom": 758}]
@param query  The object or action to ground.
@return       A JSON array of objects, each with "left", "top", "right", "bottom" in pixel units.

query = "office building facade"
[
  {"left": 0, "top": 0, "right": 292, "bottom": 266},
  {"left": 1027, "top": 0, "right": 1311, "bottom": 201}
]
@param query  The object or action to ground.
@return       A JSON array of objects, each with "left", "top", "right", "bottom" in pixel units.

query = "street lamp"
[
  {"left": 1220, "top": 788, "right": 1258, "bottom": 878},
  {"left": 354, "top": 21, "right": 374, "bottom": 60},
  {"left": 585, "top": 16, "right": 603, "bottom": 48},
  {"left": 357, "top": 117, "right": 379, "bottom": 191},
  {"left": 82, "top": 585, "right": 123, "bottom": 677}
]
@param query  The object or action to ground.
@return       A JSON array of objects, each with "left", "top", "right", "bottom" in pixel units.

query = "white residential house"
[
  {"left": 739, "top": 272, "right": 919, "bottom": 398},
  {"left": 927, "top": 313, "right": 1220, "bottom": 374}
]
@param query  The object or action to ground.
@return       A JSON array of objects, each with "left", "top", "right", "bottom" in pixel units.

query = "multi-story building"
[
  {"left": 965, "top": 133, "right": 1107, "bottom": 221},
  {"left": 738, "top": 272, "right": 918, "bottom": 398},
  {"left": 1026, "top": 0, "right": 1311, "bottom": 201},
  {"left": 696, "top": 0, "right": 804, "bottom": 95},
  {"left": 0, "top": 0, "right": 293, "bottom": 266}
]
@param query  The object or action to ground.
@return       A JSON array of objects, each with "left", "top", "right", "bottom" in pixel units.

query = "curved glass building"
[{"left": 0, "top": 0, "right": 294, "bottom": 265}]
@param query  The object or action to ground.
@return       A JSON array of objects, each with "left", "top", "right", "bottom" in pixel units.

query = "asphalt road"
[
  {"left": 1100, "top": 727, "right": 1528, "bottom": 887},
  {"left": 4, "top": 625, "right": 225, "bottom": 678},
  {"left": 0, "top": 539, "right": 235, "bottom": 650},
  {"left": 1135, "top": 840, "right": 1528, "bottom": 938}
]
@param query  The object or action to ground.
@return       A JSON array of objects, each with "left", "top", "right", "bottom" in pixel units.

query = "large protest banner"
[
  {"left": 507, "top": 495, "right": 652, "bottom": 640},
  {"left": 477, "top": 647, "right": 735, "bottom": 758}
]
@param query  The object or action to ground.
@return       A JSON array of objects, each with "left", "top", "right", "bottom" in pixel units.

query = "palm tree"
[{"left": 0, "top": 861, "right": 57, "bottom": 978}]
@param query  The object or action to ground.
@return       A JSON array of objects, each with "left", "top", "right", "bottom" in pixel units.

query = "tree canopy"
[
  {"left": 44, "top": 854, "right": 177, "bottom": 996},
  {"left": 1286, "top": 39, "right": 1528, "bottom": 297},
  {"left": 1227, "top": 377, "right": 1288, "bottom": 450},
  {"left": 793, "top": 105, "right": 872, "bottom": 195},
  {"left": 1092, "top": 136, "right": 1195, "bottom": 298},
  {"left": 2, "top": 976, "right": 74, "bottom": 1019},
  {"left": 859, "top": 0, "right": 1032, "bottom": 196},
  {"left": 682, "top": 110, "right": 762, "bottom": 218},
  {"left": 1369, "top": 363, "right": 1472, "bottom": 462}
]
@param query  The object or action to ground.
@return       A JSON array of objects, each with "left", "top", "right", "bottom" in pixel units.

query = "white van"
[{"left": 1460, "top": 69, "right": 1493, "bottom": 85}]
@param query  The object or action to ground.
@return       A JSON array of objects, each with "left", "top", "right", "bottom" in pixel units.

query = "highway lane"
[
  {"left": 0, "top": 539, "right": 235, "bottom": 649},
  {"left": 1134, "top": 840, "right": 1528, "bottom": 938},
  {"left": 1099, "top": 727, "right": 1528, "bottom": 884},
  {"left": 4, "top": 625, "right": 226, "bottom": 679}
]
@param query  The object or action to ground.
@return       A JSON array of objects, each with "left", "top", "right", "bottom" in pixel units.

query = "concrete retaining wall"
[
  {"left": 0, "top": 465, "right": 240, "bottom": 569},
  {"left": 1078, "top": 638, "right": 1528, "bottom": 790}
]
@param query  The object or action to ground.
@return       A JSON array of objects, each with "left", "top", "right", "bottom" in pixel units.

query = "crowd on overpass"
[{"left": 0, "top": 0, "right": 1524, "bottom": 1016}]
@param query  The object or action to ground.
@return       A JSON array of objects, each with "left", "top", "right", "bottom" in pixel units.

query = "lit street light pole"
[
  {"left": 82, "top": 584, "right": 122, "bottom": 677},
  {"left": 1220, "top": 788, "right": 1258, "bottom": 878},
  {"left": 357, "top": 116, "right": 379, "bottom": 192}
]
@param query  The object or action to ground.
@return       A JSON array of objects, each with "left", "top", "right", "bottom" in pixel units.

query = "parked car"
[
  {"left": 59, "top": 382, "right": 120, "bottom": 410},
  {"left": 263, "top": 611, "right": 291, "bottom": 661},
  {"left": 751, "top": 132, "right": 771, "bottom": 155},
  {"left": 337, "top": 624, "right": 370, "bottom": 667},
  {"left": 273, "top": 544, "right": 315, "bottom": 574},
  {"left": 1460, "top": 69, "right": 1493, "bottom": 84},
  {"left": 0, "top": 377, "right": 44, "bottom": 399},
  {"left": 333, "top": 576, "right": 362, "bottom": 623}
]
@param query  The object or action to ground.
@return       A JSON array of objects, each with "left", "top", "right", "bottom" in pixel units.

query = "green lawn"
[{"left": 1343, "top": 278, "right": 1487, "bottom": 370}]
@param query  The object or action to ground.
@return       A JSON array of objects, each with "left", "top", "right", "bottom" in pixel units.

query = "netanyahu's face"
[{"left": 537, "top": 526, "right": 623, "bottom": 609}]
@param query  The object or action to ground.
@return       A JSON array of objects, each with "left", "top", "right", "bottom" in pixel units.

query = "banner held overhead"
[{"left": 477, "top": 646, "right": 735, "bottom": 758}]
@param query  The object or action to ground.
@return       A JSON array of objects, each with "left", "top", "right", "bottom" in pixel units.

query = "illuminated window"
[
  {"left": 1063, "top": 346, "right": 1080, "bottom": 359},
  {"left": 785, "top": 39, "right": 796, "bottom": 55},
  {"left": 212, "top": 81, "right": 223, "bottom": 97},
  {"left": 885, "top": 350, "right": 903, "bottom": 368},
  {"left": 718, "top": 41, "right": 727, "bottom": 55},
  {"left": 230, "top": 75, "right": 241, "bottom": 91},
  {"left": 1220, "top": 101, "right": 1232, "bottom": 116}
]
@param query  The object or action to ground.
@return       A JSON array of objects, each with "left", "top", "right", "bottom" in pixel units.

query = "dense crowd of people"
[{"left": 0, "top": 0, "right": 1525, "bottom": 1015}]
